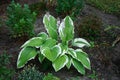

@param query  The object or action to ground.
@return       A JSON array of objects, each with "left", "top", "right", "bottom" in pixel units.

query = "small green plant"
[
  {"left": 6, "top": 1, "right": 36, "bottom": 38},
  {"left": 56, "top": 0, "right": 84, "bottom": 18},
  {"left": 88, "top": 70, "right": 98, "bottom": 80},
  {"left": 18, "top": 66, "right": 44, "bottom": 80},
  {"left": 0, "top": 52, "right": 15, "bottom": 80},
  {"left": 43, "top": 73, "right": 60, "bottom": 80},
  {"left": 0, "top": 52, "right": 11, "bottom": 66},
  {"left": 78, "top": 15, "right": 102, "bottom": 40},
  {"left": 17, "top": 13, "right": 91, "bottom": 75}
]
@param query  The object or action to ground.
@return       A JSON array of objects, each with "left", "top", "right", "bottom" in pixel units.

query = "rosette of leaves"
[{"left": 17, "top": 13, "right": 91, "bottom": 75}]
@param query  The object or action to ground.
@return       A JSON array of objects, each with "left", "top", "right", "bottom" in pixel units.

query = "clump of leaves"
[
  {"left": 17, "top": 13, "right": 91, "bottom": 75},
  {"left": 6, "top": 1, "right": 36, "bottom": 38},
  {"left": 0, "top": 52, "right": 15, "bottom": 80},
  {"left": 18, "top": 65, "right": 44, "bottom": 80},
  {"left": 56, "top": 0, "right": 84, "bottom": 19},
  {"left": 78, "top": 15, "right": 102, "bottom": 40},
  {"left": 43, "top": 73, "right": 60, "bottom": 80}
]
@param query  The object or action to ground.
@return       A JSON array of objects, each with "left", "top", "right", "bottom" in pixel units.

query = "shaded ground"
[{"left": 0, "top": 1, "right": 120, "bottom": 80}]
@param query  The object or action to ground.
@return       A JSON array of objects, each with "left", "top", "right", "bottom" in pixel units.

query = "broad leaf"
[
  {"left": 72, "top": 38, "right": 90, "bottom": 48},
  {"left": 59, "top": 16, "right": 74, "bottom": 43},
  {"left": 59, "top": 43, "right": 68, "bottom": 56},
  {"left": 21, "top": 37, "right": 44, "bottom": 48},
  {"left": 75, "top": 49, "right": 88, "bottom": 57},
  {"left": 38, "top": 52, "right": 45, "bottom": 63},
  {"left": 43, "top": 13, "right": 58, "bottom": 40},
  {"left": 72, "top": 59, "right": 85, "bottom": 75},
  {"left": 68, "top": 48, "right": 77, "bottom": 58},
  {"left": 41, "top": 38, "right": 57, "bottom": 49},
  {"left": 37, "top": 32, "right": 48, "bottom": 40},
  {"left": 53, "top": 55, "right": 68, "bottom": 71},
  {"left": 17, "top": 47, "right": 37, "bottom": 68},
  {"left": 66, "top": 56, "right": 72, "bottom": 69},
  {"left": 41, "top": 45, "right": 61, "bottom": 62},
  {"left": 75, "top": 49, "right": 91, "bottom": 70}
]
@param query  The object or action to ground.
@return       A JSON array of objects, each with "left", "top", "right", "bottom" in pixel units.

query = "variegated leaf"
[
  {"left": 43, "top": 13, "right": 58, "bottom": 40},
  {"left": 53, "top": 55, "right": 68, "bottom": 71},
  {"left": 17, "top": 47, "right": 37, "bottom": 68},
  {"left": 72, "top": 38, "right": 90, "bottom": 48}
]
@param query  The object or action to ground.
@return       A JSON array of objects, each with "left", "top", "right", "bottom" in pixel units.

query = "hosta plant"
[{"left": 17, "top": 13, "right": 91, "bottom": 75}]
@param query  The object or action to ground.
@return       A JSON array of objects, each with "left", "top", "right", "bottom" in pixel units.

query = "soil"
[{"left": 0, "top": 1, "right": 120, "bottom": 80}]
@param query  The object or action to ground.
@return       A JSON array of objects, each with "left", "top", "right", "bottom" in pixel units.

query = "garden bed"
[{"left": 0, "top": 0, "right": 120, "bottom": 80}]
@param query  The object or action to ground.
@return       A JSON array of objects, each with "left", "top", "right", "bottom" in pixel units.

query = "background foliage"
[
  {"left": 0, "top": 52, "right": 15, "bottom": 80},
  {"left": 6, "top": 1, "right": 36, "bottom": 38},
  {"left": 85, "top": 0, "right": 120, "bottom": 15},
  {"left": 56, "top": 0, "right": 84, "bottom": 18},
  {"left": 18, "top": 66, "right": 44, "bottom": 80}
]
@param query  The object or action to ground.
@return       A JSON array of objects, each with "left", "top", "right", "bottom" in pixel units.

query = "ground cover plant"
[
  {"left": 17, "top": 13, "right": 91, "bottom": 75},
  {"left": 85, "top": 0, "right": 120, "bottom": 15},
  {"left": 18, "top": 66, "right": 44, "bottom": 80},
  {"left": 0, "top": 52, "right": 15, "bottom": 80},
  {"left": 6, "top": 1, "right": 36, "bottom": 38}
]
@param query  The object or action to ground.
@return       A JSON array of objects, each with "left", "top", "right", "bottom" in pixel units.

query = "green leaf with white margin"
[
  {"left": 37, "top": 32, "right": 48, "bottom": 40},
  {"left": 72, "top": 38, "right": 90, "bottom": 48},
  {"left": 21, "top": 37, "right": 44, "bottom": 48},
  {"left": 66, "top": 56, "right": 72, "bottom": 69},
  {"left": 17, "top": 47, "right": 37, "bottom": 68},
  {"left": 75, "top": 49, "right": 91, "bottom": 70},
  {"left": 43, "top": 13, "right": 58, "bottom": 40},
  {"left": 38, "top": 52, "right": 45, "bottom": 63},
  {"left": 41, "top": 38, "right": 57, "bottom": 49},
  {"left": 41, "top": 45, "right": 61, "bottom": 62},
  {"left": 53, "top": 55, "right": 68, "bottom": 71},
  {"left": 59, "top": 16, "right": 74, "bottom": 43},
  {"left": 59, "top": 43, "right": 68, "bottom": 56},
  {"left": 72, "top": 58, "right": 85, "bottom": 75},
  {"left": 68, "top": 48, "right": 77, "bottom": 58}
]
